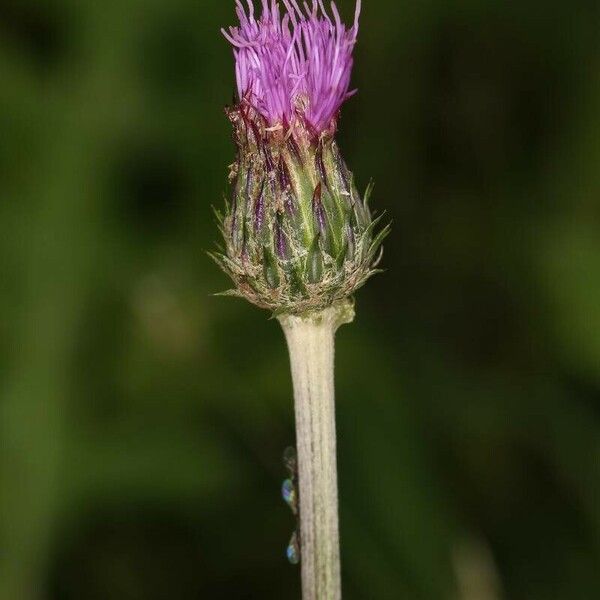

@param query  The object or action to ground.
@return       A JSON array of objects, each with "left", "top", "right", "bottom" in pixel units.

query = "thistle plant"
[{"left": 213, "top": 1, "right": 388, "bottom": 598}]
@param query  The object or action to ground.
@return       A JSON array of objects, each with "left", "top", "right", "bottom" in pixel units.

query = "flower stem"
[{"left": 278, "top": 299, "right": 355, "bottom": 600}]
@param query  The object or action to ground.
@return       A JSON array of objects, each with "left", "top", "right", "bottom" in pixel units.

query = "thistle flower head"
[
  {"left": 222, "top": 0, "right": 361, "bottom": 135},
  {"left": 213, "top": 0, "right": 389, "bottom": 315}
]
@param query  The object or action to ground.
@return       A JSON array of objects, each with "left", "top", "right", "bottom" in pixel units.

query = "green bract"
[{"left": 211, "top": 103, "right": 389, "bottom": 315}]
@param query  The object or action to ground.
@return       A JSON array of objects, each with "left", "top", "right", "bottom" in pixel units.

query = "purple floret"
[{"left": 222, "top": 0, "right": 361, "bottom": 134}]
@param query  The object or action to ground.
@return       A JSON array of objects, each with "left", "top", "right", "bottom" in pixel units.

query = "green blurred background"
[{"left": 1, "top": 0, "right": 599, "bottom": 598}]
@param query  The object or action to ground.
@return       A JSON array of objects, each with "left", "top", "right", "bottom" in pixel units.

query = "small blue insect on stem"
[{"left": 282, "top": 446, "right": 300, "bottom": 564}]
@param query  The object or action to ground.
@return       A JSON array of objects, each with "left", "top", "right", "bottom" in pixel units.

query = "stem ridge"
[{"left": 279, "top": 300, "right": 354, "bottom": 600}]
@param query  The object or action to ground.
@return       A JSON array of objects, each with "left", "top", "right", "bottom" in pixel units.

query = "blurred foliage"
[{"left": 1, "top": 0, "right": 599, "bottom": 598}]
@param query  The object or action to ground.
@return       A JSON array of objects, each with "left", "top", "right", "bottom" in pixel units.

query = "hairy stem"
[{"left": 278, "top": 300, "right": 355, "bottom": 600}]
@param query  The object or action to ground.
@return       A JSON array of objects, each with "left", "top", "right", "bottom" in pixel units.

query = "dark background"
[{"left": 1, "top": 0, "right": 599, "bottom": 598}]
